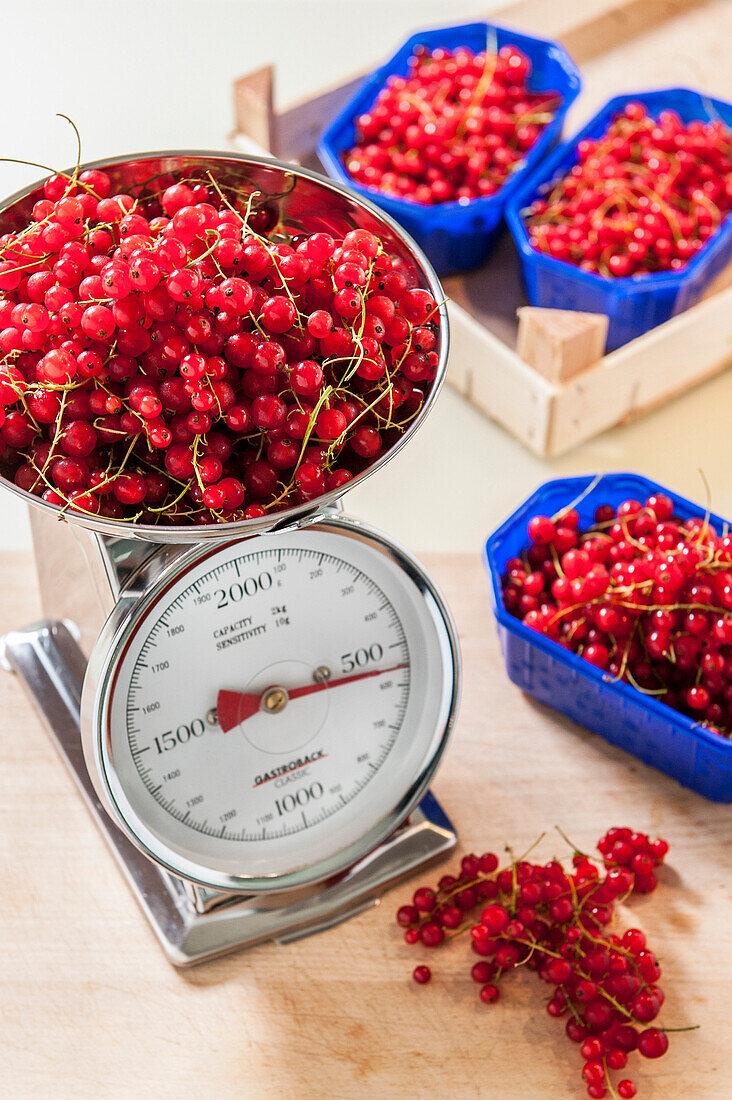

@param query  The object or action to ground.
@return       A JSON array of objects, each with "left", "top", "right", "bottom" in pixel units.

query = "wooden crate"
[{"left": 229, "top": 0, "right": 732, "bottom": 457}]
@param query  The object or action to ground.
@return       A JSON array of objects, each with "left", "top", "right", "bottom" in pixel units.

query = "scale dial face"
[{"left": 84, "top": 520, "right": 459, "bottom": 892}]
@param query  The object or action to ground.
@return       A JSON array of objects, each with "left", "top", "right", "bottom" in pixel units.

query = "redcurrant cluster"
[
  {"left": 0, "top": 164, "right": 440, "bottom": 524},
  {"left": 344, "top": 44, "right": 560, "bottom": 206},
  {"left": 502, "top": 491, "right": 732, "bottom": 738},
  {"left": 525, "top": 102, "right": 732, "bottom": 276},
  {"left": 399, "top": 827, "right": 676, "bottom": 1099}
]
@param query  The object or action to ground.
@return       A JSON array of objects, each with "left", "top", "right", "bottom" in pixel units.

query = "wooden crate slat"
[
  {"left": 552, "top": 0, "right": 704, "bottom": 66},
  {"left": 232, "top": 65, "right": 276, "bottom": 153},
  {"left": 516, "top": 307, "right": 608, "bottom": 383},
  {"left": 546, "top": 286, "right": 732, "bottom": 453},
  {"left": 495, "top": 0, "right": 641, "bottom": 43},
  {"left": 448, "top": 302, "right": 555, "bottom": 455}
]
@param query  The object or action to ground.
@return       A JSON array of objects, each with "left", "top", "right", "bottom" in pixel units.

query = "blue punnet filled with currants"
[
  {"left": 318, "top": 22, "right": 581, "bottom": 275},
  {"left": 505, "top": 90, "right": 732, "bottom": 349},
  {"left": 485, "top": 473, "right": 732, "bottom": 802}
]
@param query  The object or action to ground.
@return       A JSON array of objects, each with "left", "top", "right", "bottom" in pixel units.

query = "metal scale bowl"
[{"left": 0, "top": 152, "right": 461, "bottom": 965}]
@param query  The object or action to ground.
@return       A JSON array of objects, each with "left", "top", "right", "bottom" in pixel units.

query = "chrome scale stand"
[{"left": 1, "top": 515, "right": 456, "bottom": 967}]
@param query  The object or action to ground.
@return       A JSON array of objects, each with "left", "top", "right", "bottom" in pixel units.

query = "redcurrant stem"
[
  {"left": 656, "top": 1025, "right": 700, "bottom": 1033},
  {"left": 694, "top": 719, "right": 732, "bottom": 740},
  {"left": 0, "top": 156, "right": 80, "bottom": 184},
  {"left": 206, "top": 173, "right": 305, "bottom": 332},
  {"left": 624, "top": 668, "right": 665, "bottom": 696},
  {"left": 513, "top": 831, "right": 548, "bottom": 865},
  {"left": 39, "top": 388, "right": 69, "bottom": 478},
  {"left": 246, "top": 311, "right": 268, "bottom": 339},
  {"left": 411, "top": 838, "right": 550, "bottom": 930},
  {"left": 442, "top": 922, "right": 478, "bottom": 944},
  {"left": 422, "top": 295, "right": 449, "bottom": 328},
  {"left": 553, "top": 825, "right": 587, "bottom": 858},
  {"left": 391, "top": 332, "right": 414, "bottom": 375},
  {"left": 502, "top": 934, "right": 541, "bottom": 968},
  {"left": 147, "top": 478, "right": 192, "bottom": 514},
  {"left": 184, "top": 227, "right": 222, "bottom": 269},
  {"left": 191, "top": 435, "right": 205, "bottom": 494},
  {"left": 513, "top": 110, "right": 556, "bottom": 125},
  {"left": 593, "top": 984, "right": 634, "bottom": 1021},
  {"left": 556, "top": 942, "right": 640, "bottom": 1023},
  {"left": 632, "top": 179, "right": 683, "bottom": 240},
  {"left": 55, "top": 114, "right": 82, "bottom": 184},
  {"left": 602, "top": 1064, "right": 620, "bottom": 1100},
  {"left": 330, "top": 386, "right": 392, "bottom": 450},
  {"left": 611, "top": 623, "right": 639, "bottom": 685},
  {"left": 514, "top": 940, "right": 538, "bottom": 967},
  {"left": 294, "top": 385, "right": 334, "bottom": 470},
  {"left": 694, "top": 466, "right": 712, "bottom": 547},
  {"left": 559, "top": 984, "right": 584, "bottom": 1026},
  {"left": 79, "top": 433, "right": 141, "bottom": 498},
  {"left": 397, "top": 91, "right": 438, "bottom": 123},
  {"left": 456, "top": 28, "right": 498, "bottom": 138},
  {"left": 0, "top": 255, "right": 58, "bottom": 278},
  {"left": 418, "top": 873, "right": 485, "bottom": 912},
  {"left": 550, "top": 473, "right": 602, "bottom": 525},
  {"left": 227, "top": 169, "right": 297, "bottom": 204},
  {"left": 567, "top": 872, "right": 580, "bottom": 917},
  {"left": 572, "top": 919, "right": 651, "bottom": 990},
  {"left": 265, "top": 478, "right": 299, "bottom": 512},
  {"left": 566, "top": 616, "right": 588, "bottom": 645},
  {"left": 549, "top": 543, "right": 564, "bottom": 577},
  {"left": 508, "top": 852, "right": 520, "bottom": 910}
]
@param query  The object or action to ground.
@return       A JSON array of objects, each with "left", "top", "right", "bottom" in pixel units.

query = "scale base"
[{"left": 1, "top": 619, "right": 457, "bottom": 966}]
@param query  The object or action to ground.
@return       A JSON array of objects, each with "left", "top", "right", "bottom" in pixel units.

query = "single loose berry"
[
  {"left": 412, "top": 965, "right": 431, "bottom": 985},
  {"left": 637, "top": 1028, "right": 669, "bottom": 1059}
]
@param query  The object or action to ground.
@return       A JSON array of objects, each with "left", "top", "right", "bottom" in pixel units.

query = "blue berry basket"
[
  {"left": 317, "top": 22, "right": 581, "bottom": 276},
  {"left": 505, "top": 89, "right": 732, "bottom": 350},
  {"left": 484, "top": 473, "right": 732, "bottom": 802}
]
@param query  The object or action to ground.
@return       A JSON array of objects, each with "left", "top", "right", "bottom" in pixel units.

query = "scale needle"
[{"left": 217, "top": 663, "right": 408, "bottom": 733}]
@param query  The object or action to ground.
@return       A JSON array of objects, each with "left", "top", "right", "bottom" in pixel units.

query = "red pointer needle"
[{"left": 217, "top": 664, "right": 408, "bottom": 733}]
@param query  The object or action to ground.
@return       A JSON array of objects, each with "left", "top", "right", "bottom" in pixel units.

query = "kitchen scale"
[{"left": 0, "top": 152, "right": 461, "bottom": 968}]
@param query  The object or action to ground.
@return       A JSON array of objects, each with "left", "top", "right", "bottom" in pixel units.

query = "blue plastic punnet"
[
  {"left": 484, "top": 472, "right": 732, "bottom": 802},
  {"left": 317, "top": 22, "right": 581, "bottom": 275},
  {"left": 505, "top": 89, "right": 732, "bottom": 350}
]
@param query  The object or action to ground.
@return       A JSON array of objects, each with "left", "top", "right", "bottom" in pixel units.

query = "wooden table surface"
[{"left": 1, "top": 549, "right": 730, "bottom": 1099}]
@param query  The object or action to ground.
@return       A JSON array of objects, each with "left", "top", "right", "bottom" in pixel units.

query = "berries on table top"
[
  {"left": 343, "top": 43, "right": 561, "bottom": 206},
  {"left": 0, "top": 163, "right": 442, "bottom": 526},
  {"left": 400, "top": 826, "right": 681, "bottom": 1099},
  {"left": 524, "top": 102, "right": 732, "bottom": 276},
  {"left": 502, "top": 491, "right": 732, "bottom": 738}
]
